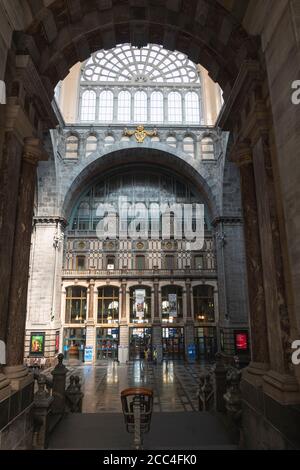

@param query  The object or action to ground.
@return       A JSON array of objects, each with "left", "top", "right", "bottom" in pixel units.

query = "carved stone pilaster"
[
  {"left": 4, "top": 137, "right": 48, "bottom": 387},
  {"left": 231, "top": 140, "right": 270, "bottom": 381}
]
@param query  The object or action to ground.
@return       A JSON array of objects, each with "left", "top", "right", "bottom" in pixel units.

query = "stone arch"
[
  {"left": 16, "top": 0, "right": 258, "bottom": 100},
  {"left": 61, "top": 146, "right": 218, "bottom": 223}
]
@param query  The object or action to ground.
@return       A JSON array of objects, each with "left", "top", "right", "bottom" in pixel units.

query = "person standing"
[
  {"left": 144, "top": 347, "right": 149, "bottom": 362},
  {"left": 153, "top": 347, "right": 158, "bottom": 365}
]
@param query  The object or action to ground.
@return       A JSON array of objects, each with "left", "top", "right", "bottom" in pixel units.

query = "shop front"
[
  {"left": 63, "top": 327, "right": 86, "bottom": 361},
  {"left": 96, "top": 327, "right": 119, "bottom": 361}
]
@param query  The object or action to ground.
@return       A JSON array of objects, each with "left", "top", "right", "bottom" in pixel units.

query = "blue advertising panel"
[
  {"left": 84, "top": 346, "right": 93, "bottom": 362},
  {"left": 187, "top": 344, "right": 196, "bottom": 362}
]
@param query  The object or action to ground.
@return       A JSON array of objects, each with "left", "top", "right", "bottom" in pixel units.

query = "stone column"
[
  {"left": 88, "top": 280, "right": 95, "bottom": 320},
  {"left": 0, "top": 131, "right": 23, "bottom": 344},
  {"left": 152, "top": 279, "right": 162, "bottom": 363},
  {"left": 251, "top": 135, "right": 299, "bottom": 402},
  {"left": 185, "top": 279, "right": 192, "bottom": 319},
  {"left": 119, "top": 280, "right": 129, "bottom": 363},
  {"left": 121, "top": 280, "right": 127, "bottom": 320},
  {"left": 4, "top": 137, "right": 47, "bottom": 389},
  {"left": 185, "top": 279, "right": 195, "bottom": 360},
  {"left": 237, "top": 146, "right": 269, "bottom": 374},
  {"left": 85, "top": 279, "right": 95, "bottom": 363},
  {"left": 233, "top": 142, "right": 270, "bottom": 382}
]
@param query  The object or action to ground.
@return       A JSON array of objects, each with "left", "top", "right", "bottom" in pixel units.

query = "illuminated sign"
[{"left": 234, "top": 331, "right": 248, "bottom": 352}]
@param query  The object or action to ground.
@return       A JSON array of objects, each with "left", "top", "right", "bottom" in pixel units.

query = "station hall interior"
[{"left": 0, "top": 0, "right": 300, "bottom": 451}]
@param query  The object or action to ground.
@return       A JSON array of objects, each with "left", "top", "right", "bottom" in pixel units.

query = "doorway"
[
  {"left": 194, "top": 327, "right": 217, "bottom": 361},
  {"left": 63, "top": 328, "right": 86, "bottom": 362},
  {"left": 162, "top": 327, "right": 184, "bottom": 359},
  {"left": 129, "top": 327, "right": 152, "bottom": 360},
  {"left": 96, "top": 327, "right": 119, "bottom": 361}
]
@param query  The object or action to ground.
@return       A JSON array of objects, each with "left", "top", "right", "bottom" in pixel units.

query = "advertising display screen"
[{"left": 29, "top": 332, "right": 45, "bottom": 356}]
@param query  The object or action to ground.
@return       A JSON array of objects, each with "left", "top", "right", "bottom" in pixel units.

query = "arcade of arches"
[{"left": 0, "top": 0, "right": 300, "bottom": 451}]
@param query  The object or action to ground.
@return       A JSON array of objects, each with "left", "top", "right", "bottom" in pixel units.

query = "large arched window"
[
  {"left": 65, "top": 286, "right": 87, "bottom": 323},
  {"left": 168, "top": 92, "right": 182, "bottom": 123},
  {"left": 65, "top": 135, "right": 79, "bottom": 159},
  {"left": 81, "top": 90, "right": 96, "bottom": 121},
  {"left": 81, "top": 44, "right": 200, "bottom": 84},
  {"left": 118, "top": 91, "right": 131, "bottom": 122},
  {"left": 150, "top": 91, "right": 164, "bottom": 123},
  {"left": 99, "top": 90, "right": 113, "bottom": 122},
  {"left": 97, "top": 286, "right": 119, "bottom": 323},
  {"left": 134, "top": 91, "right": 147, "bottom": 123},
  {"left": 130, "top": 286, "right": 151, "bottom": 323},
  {"left": 78, "top": 44, "right": 206, "bottom": 125},
  {"left": 193, "top": 285, "right": 215, "bottom": 322},
  {"left": 185, "top": 92, "right": 200, "bottom": 124},
  {"left": 161, "top": 286, "right": 183, "bottom": 322}
]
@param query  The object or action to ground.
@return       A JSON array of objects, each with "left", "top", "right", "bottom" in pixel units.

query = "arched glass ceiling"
[{"left": 81, "top": 44, "right": 201, "bottom": 84}]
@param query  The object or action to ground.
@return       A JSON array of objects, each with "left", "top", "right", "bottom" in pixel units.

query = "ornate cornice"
[
  {"left": 5, "top": 99, "right": 34, "bottom": 144},
  {"left": 228, "top": 140, "right": 252, "bottom": 167},
  {"left": 23, "top": 137, "right": 48, "bottom": 165},
  {"left": 33, "top": 216, "right": 67, "bottom": 227}
]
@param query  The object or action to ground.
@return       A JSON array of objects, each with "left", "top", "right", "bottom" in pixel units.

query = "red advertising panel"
[{"left": 235, "top": 331, "right": 248, "bottom": 351}]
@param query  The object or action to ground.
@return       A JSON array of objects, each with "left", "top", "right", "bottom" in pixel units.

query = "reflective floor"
[{"left": 64, "top": 361, "right": 209, "bottom": 413}]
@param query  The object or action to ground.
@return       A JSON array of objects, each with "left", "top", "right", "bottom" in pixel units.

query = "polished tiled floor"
[{"left": 63, "top": 361, "right": 210, "bottom": 413}]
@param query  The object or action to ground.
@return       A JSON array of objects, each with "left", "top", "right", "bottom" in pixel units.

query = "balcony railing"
[{"left": 62, "top": 268, "right": 216, "bottom": 278}]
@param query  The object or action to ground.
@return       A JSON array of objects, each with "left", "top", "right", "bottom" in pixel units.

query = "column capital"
[
  {"left": 229, "top": 140, "right": 252, "bottom": 167},
  {"left": 23, "top": 137, "right": 48, "bottom": 165}
]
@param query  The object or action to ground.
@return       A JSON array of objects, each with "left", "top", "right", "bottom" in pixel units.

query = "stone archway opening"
[{"left": 1, "top": 0, "right": 299, "bottom": 451}]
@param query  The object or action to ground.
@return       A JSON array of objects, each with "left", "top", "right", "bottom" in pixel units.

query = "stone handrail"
[{"left": 32, "top": 354, "right": 84, "bottom": 449}]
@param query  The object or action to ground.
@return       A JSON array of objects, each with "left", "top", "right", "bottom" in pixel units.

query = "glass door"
[
  {"left": 96, "top": 327, "right": 119, "bottom": 360},
  {"left": 129, "top": 327, "right": 152, "bottom": 360},
  {"left": 195, "top": 327, "right": 217, "bottom": 361},
  {"left": 63, "top": 328, "right": 86, "bottom": 362},
  {"left": 162, "top": 327, "right": 184, "bottom": 359}
]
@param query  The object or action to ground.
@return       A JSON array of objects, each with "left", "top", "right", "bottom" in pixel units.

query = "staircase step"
[{"left": 48, "top": 412, "right": 236, "bottom": 450}]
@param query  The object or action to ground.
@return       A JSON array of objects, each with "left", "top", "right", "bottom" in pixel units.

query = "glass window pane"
[
  {"left": 168, "top": 92, "right": 182, "bottom": 123},
  {"left": 81, "top": 90, "right": 96, "bottom": 121},
  {"left": 150, "top": 91, "right": 163, "bottom": 123},
  {"left": 134, "top": 91, "right": 147, "bottom": 123},
  {"left": 118, "top": 91, "right": 131, "bottom": 122},
  {"left": 185, "top": 92, "right": 200, "bottom": 124},
  {"left": 99, "top": 90, "right": 113, "bottom": 122}
]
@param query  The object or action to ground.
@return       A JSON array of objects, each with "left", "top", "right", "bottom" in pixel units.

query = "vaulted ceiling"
[{"left": 16, "top": 0, "right": 257, "bottom": 97}]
